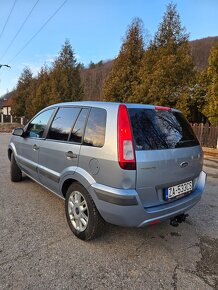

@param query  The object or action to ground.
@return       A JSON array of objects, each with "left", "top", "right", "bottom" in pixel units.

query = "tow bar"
[{"left": 170, "top": 214, "right": 189, "bottom": 227}]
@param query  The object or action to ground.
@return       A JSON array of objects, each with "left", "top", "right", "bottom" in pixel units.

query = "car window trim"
[{"left": 42, "top": 138, "right": 83, "bottom": 146}]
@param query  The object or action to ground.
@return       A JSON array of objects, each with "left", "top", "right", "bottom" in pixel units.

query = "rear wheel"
[
  {"left": 65, "top": 182, "right": 104, "bottom": 240},
  {"left": 10, "top": 153, "right": 22, "bottom": 182}
]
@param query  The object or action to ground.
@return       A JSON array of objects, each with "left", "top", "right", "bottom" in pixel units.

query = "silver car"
[{"left": 8, "top": 101, "right": 206, "bottom": 240}]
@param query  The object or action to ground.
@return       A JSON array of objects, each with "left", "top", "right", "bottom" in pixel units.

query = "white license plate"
[{"left": 165, "top": 181, "right": 192, "bottom": 200}]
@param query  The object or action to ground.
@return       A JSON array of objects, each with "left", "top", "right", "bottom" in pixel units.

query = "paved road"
[{"left": 0, "top": 133, "right": 217, "bottom": 290}]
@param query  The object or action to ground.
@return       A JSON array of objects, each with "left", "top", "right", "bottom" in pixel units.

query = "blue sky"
[{"left": 0, "top": 0, "right": 217, "bottom": 97}]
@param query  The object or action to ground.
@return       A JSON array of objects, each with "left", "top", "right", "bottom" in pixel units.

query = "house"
[
  {"left": 0, "top": 91, "right": 13, "bottom": 115},
  {"left": 2, "top": 97, "right": 12, "bottom": 115}
]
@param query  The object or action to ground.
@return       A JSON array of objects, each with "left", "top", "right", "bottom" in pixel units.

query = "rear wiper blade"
[{"left": 178, "top": 139, "right": 195, "bottom": 143}]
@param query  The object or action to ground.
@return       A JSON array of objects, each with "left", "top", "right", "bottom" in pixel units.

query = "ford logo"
[{"left": 180, "top": 161, "right": 188, "bottom": 168}]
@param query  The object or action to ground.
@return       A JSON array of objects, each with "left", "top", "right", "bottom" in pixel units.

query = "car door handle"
[
  {"left": 33, "top": 144, "right": 39, "bottom": 151},
  {"left": 66, "top": 151, "right": 77, "bottom": 159}
]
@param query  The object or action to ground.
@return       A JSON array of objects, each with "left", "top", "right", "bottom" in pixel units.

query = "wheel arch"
[
  {"left": 8, "top": 143, "right": 17, "bottom": 161},
  {"left": 60, "top": 170, "right": 96, "bottom": 201},
  {"left": 8, "top": 148, "right": 13, "bottom": 161},
  {"left": 61, "top": 178, "right": 77, "bottom": 198}
]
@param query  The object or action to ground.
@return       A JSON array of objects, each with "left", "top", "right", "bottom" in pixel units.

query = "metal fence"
[
  {"left": 191, "top": 123, "right": 218, "bottom": 149},
  {"left": 0, "top": 114, "right": 28, "bottom": 125}
]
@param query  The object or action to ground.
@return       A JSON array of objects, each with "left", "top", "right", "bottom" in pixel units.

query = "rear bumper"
[{"left": 90, "top": 171, "right": 207, "bottom": 227}]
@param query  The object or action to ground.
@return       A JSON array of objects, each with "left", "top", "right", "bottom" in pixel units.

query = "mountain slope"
[{"left": 190, "top": 36, "right": 218, "bottom": 70}]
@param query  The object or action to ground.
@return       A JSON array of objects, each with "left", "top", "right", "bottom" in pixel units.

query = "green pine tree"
[
  {"left": 11, "top": 67, "right": 33, "bottom": 117},
  {"left": 49, "top": 40, "right": 84, "bottom": 104},
  {"left": 152, "top": 2, "right": 189, "bottom": 48},
  {"left": 133, "top": 3, "right": 195, "bottom": 118},
  {"left": 103, "top": 18, "right": 145, "bottom": 102},
  {"left": 192, "top": 70, "right": 209, "bottom": 122},
  {"left": 203, "top": 41, "right": 218, "bottom": 124},
  {"left": 26, "top": 65, "right": 51, "bottom": 118}
]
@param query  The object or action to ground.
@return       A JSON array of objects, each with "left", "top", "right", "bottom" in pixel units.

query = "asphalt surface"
[{"left": 0, "top": 133, "right": 217, "bottom": 290}]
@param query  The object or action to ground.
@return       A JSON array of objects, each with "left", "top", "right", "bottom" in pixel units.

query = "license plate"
[{"left": 165, "top": 181, "right": 192, "bottom": 200}]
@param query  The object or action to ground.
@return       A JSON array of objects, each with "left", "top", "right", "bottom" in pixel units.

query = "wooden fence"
[{"left": 191, "top": 123, "right": 218, "bottom": 148}]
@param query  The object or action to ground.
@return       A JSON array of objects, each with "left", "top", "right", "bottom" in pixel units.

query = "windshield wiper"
[{"left": 178, "top": 139, "right": 195, "bottom": 143}]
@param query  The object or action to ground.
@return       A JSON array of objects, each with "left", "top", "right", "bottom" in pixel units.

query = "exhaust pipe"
[{"left": 170, "top": 214, "right": 189, "bottom": 227}]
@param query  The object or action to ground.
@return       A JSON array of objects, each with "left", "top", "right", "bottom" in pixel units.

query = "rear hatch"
[{"left": 128, "top": 106, "right": 203, "bottom": 207}]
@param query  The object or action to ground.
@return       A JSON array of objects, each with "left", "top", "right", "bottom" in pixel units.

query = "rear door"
[
  {"left": 38, "top": 106, "right": 89, "bottom": 194},
  {"left": 128, "top": 107, "right": 203, "bottom": 207}
]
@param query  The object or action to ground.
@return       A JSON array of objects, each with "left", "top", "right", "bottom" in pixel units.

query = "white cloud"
[
  {"left": 17, "top": 52, "right": 58, "bottom": 75},
  {"left": 44, "top": 53, "right": 58, "bottom": 64}
]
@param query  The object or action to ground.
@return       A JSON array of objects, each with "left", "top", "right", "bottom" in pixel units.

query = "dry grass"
[{"left": 0, "top": 123, "right": 23, "bottom": 133}]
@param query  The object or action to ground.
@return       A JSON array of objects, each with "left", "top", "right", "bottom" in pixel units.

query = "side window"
[
  {"left": 83, "top": 108, "right": 106, "bottom": 147},
  {"left": 26, "top": 109, "right": 54, "bottom": 138},
  {"left": 70, "top": 108, "right": 89, "bottom": 143},
  {"left": 47, "top": 107, "right": 80, "bottom": 141}
]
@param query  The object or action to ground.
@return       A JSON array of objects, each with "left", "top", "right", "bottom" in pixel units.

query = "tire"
[
  {"left": 10, "top": 153, "right": 22, "bottom": 182},
  {"left": 65, "top": 182, "right": 104, "bottom": 240}
]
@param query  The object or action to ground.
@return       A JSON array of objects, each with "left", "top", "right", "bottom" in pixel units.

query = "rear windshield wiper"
[{"left": 178, "top": 139, "right": 195, "bottom": 144}]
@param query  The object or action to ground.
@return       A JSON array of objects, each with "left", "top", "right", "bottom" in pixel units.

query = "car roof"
[
  {"left": 47, "top": 101, "right": 120, "bottom": 110},
  {"left": 46, "top": 101, "right": 179, "bottom": 111}
]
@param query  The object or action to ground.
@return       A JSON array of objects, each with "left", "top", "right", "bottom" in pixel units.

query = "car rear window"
[{"left": 128, "top": 108, "right": 199, "bottom": 150}]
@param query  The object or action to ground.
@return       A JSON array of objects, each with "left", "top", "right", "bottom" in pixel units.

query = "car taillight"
[{"left": 117, "top": 104, "right": 136, "bottom": 170}]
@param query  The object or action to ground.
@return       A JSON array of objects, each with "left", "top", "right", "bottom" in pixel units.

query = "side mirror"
[{"left": 12, "top": 128, "right": 24, "bottom": 137}]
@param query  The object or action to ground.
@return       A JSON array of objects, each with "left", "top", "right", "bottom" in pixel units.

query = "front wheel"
[
  {"left": 10, "top": 153, "right": 22, "bottom": 182},
  {"left": 65, "top": 182, "right": 104, "bottom": 240}
]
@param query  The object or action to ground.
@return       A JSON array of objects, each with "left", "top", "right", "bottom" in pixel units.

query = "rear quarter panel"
[{"left": 79, "top": 105, "right": 136, "bottom": 189}]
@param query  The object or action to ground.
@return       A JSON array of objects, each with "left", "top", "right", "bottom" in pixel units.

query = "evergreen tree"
[
  {"left": 26, "top": 65, "right": 51, "bottom": 118},
  {"left": 103, "top": 18, "right": 144, "bottom": 102},
  {"left": 11, "top": 67, "right": 33, "bottom": 117},
  {"left": 192, "top": 70, "right": 209, "bottom": 122},
  {"left": 49, "top": 40, "right": 83, "bottom": 104},
  {"left": 133, "top": 3, "right": 195, "bottom": 118},
  {"left": 203, "top": 42, "right": 218, "bottom": 124},
  {"left": 152, "top": 2, "right": 189, "bottom": 48}
]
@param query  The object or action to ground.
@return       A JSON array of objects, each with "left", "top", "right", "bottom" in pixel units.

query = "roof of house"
[
  {"left": 0, "top": 91, "right": 13, "bottom": 108},
  {"left": 2, "top": 97, "right": 12, "bottom": 107}
]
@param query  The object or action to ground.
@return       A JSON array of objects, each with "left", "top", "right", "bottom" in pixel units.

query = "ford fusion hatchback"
[{"left": 8, "top": 102, "right": 206, "bottom": 240}]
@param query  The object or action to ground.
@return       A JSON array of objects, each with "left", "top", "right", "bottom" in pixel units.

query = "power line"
[
  {"left": 8, "top": 0, "right": 69, "bottom": 64},
  {"left": 0, "top": 0, "right": 17, "bottom": 41},
  {"left": 0, "top": 0, "right": 40, "bottom": 61}
]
